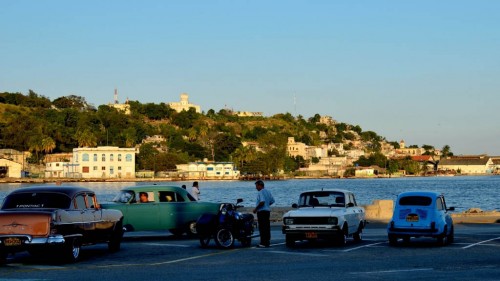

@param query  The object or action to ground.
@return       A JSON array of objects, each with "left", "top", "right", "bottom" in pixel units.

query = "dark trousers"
[{"left": 257, "top": 211, "right": 271, "bottom": 246}]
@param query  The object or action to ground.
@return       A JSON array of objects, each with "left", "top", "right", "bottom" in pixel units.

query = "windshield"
[
  {"left": 2, "top": 192, "right": 72, "bottom": 209},
  {"left": 399, "top": 196, "right": 432, "bottom": 206},
  {"left": 298, "top": 192, "right": 345, "bottom": 207},
  {"left": 112, "top": 191, "right": 135, "bottom": 203}
]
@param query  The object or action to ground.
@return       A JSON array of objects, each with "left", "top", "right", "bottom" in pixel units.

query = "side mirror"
[
  {"left": 236, "top": 198, "right": 243, "bottom": 204},
  {"left": 346, "top": 203, "right": 354, "bottom": 208},
  {"left": 292, "top": 203, "right": 298, "bottom": 208}
]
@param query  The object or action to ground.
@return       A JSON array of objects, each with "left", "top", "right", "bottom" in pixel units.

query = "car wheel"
[
  {"left": 63, "top": 238, "right": 81, "bottom": 263},
  {"left": 214, "top": 228, "right": 235, "bottom": 249},
  {"left": 199, "top": 236, "right": 211, "bottom": 248},
  {"left": 285, "top": 235, "right": 295, "bottom": 247},
  {"left": 188, "top": 221, "right": 198, "bottom": 236},
  {"left": 353, "top": 223, "right": 363, "bottom": 242},
  {"left": 437, "top": 226, "right": 448, "bottom": 246},
  {"left": 448, "top": 225, "right": 454, "bottom": 244},
  {"left": 388, "top": 234, "right": 398, "bottom": 246},
  {"left": 336, "top": 227, "right": 347, "bottom": 246},
  {"left": 108, "top": 221, "right": 124, "bottom": 252}
]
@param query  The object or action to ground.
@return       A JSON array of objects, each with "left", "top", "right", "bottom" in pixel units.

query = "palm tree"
[
  {"left": 76, "top": 129, "right": 97, "bottom": 147},
  {"left": 41, "top": 137, "right": 56, "bottom": 154}
]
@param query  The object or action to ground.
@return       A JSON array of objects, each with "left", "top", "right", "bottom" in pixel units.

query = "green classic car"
[{"left": 100, "top": 186, "right": 220, "bottom": 236}]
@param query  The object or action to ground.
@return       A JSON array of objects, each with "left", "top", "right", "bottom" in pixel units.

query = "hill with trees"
[{"left": 0, "top": 90, "right": 452, "bottom": 177}]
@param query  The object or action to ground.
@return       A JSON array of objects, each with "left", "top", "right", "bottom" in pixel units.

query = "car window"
[
  {"left": 399, "top": 196, "right": 432, "bottom": 206},
  {"left": 299, "top": 192, "right": 345, "bottom": 207},
  {"left": 87, "top": 194, "right": 97, "bottom": 208},
  {"left": 436, "top": 197, "right": 445, "bottom": 210},
  {"left": 2, "top": 192, "right": 71, "bottom": 209},
  {"left": 112, "top": 191, "right": 134, "bottom": 203},
  {"left": 74, "top": 194, "right": 87, "bottom": 209},
  {"left": 159, "top": 191, "right": 187, "bottom": 202}
]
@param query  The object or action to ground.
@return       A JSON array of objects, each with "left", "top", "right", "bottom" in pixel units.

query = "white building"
[
  {"left": 168, "top": 93, "right": 201, "bottom": 113},
  {"left": 0, "top": 159, "right": 22, "bottom": 178},
  {"left": 176, "top": 162, "right": 240, "bottom": 179},
  {"left": 45, "top": 161, "right": 66, "bottom": 178},
  {"left": 71, "top": 146, "right": 136, "bottom": 179}
]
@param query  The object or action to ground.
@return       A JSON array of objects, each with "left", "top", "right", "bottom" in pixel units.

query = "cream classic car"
[{"left": 282, "top": 189, "right": 366, "bottom": 247}]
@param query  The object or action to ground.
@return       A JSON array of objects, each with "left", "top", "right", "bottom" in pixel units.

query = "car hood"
[{"left": 283, "top": 207, "right": 345, "bottom": 218}]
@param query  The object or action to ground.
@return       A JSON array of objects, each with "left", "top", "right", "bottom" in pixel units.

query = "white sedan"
[{"left": 282, "top": 189, "right": 366, "bottom": 247}]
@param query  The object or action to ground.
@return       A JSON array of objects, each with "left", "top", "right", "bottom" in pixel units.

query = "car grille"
[{"left": 291, "top": 217, "right": 330, "bottom": 225}]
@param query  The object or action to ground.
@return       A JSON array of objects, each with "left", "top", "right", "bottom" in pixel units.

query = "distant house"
[
  {"left": 438, "top": 156, "right": 494, "bottom": 175},
  {"left": 0, "top": 159, "right": 22, "bottom": 178},
  {"left": 287, "top": 137, "right": 307, "bottom": 159},
  {"left": 168, "top": 93, "right": 201, "bottom": 113},
  {"left": 70, "top": 146, "right": 137, "bottom": 179},
  {"left": 176, "top": 162, "right": 240, "bottom": 179},
  {"left": 411, "top": 155, "right": 436, "bottom": 172}
]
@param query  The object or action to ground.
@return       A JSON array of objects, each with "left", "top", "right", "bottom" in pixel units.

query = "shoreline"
[{"left": 0, "top": 173, "right": 498, "bottom": 184}]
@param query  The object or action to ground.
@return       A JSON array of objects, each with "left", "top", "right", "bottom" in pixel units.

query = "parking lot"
[{"left": 1, "top": 223, "right": 499, "bottom": 281}]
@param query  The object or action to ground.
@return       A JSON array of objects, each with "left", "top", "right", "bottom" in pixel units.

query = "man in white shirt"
[{"left": 191, "top": 181, "right": 200, "bottom": 201}]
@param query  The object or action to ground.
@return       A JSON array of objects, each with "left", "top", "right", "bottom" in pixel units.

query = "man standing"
[
  {"left": 253, "top": 180, "right": 275, "bottom": 248},
  {"left": 191, "top": 181, "right": 200, "bottom": 201}
]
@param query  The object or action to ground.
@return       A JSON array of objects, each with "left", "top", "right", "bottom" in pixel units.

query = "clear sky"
[{"left": 1, "top": 1, "right": 499, "bottom": 155}]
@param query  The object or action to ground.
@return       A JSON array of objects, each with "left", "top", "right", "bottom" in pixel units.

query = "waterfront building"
[
  {"left": 438, "top": 155, "right": 494, "bottom": 175},
  {"left": 71, "top": 146, "right": 137, "bottom": 179},
  {"left": 233, "top": 111, "right": 263, "bottom": 117},
  {"left": 0, "top": 159, "right": 22, "bottom": 178},
  {"left": 176, "top": 162, "right": 240, "bottom": 179},
  {"left": 168, "top": 93, "right": 201, "bottom": 113}
]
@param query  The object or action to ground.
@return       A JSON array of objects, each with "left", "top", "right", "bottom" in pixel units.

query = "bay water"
[{"left": 0, "top": 176, "right": 498, "bottom": 212}]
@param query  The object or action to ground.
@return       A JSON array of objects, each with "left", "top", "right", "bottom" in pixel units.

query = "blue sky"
[{"left": 1, "top": 1, "right": 499, "bottom": 155}]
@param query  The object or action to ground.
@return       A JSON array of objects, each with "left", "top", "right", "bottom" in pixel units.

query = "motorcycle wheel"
[
  {"left": 199, "top": 237, "right": 211, "bottom": 248},
  {"left": 215, "top": 228, "right": 235, "bottom": 249}
]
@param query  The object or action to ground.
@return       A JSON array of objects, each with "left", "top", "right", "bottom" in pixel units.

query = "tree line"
[{"left": 0, "top": 91, "right": 452, "bottom": 176}]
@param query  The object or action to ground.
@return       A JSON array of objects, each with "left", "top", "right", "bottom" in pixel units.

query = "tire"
[
  {"left": 63, "top": 238, "right": 81, "bottom": 263},
  {"left": 336, "top": 227, "right": 347, "bottom": 246},
  {"left": 285, "top": 235, "right": 295, "bottom": 247},
  {"left": 388, "top": 234, "right": 398, "bottom": 246},
  {"left": 214, "top": 228, "right": 235, "bottom": 249},
  {"left": 437, "top": 226, "right": 448, "bottom": 246},
  {"left": 448, "top": 225, "right": 454, "bottom": 244},
  {"left": 353, "top": 223, "right": 363, "bottom": 243},
  {"left": 402, "top": 236, "right": 410, "bottom": 244},
  {"left": 199, "top": 236, "right": 211, "bottom": 248},
  {"left": 108, "top": 221, "right": 123, "bottom": 252},
  {"left": 188, "top": 221, "right": 198, "bottom": 236}
]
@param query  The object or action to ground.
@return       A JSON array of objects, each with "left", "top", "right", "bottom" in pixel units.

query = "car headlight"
[
  {"left": 284, "top": 218, "right": 294, "bottom": 225},
  {"left": 221, "top": 208, "right": 227, "bottom": 215},
  {"left": 328, "top": 217, "right": 338, "bottom": 225}
]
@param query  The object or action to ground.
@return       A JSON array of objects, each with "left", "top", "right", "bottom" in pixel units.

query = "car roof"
[
  {"left": 397, "top": 191, "right": 442, "bottom": 198},
  {"left": 6, "top": 185, "right": 94, "bottom": 198},
  {"left": 121, "top": 185, "right": 186, "bottom": 193},
  {"left": 301, "top": 189, "right": 352, "bottom": 194}
]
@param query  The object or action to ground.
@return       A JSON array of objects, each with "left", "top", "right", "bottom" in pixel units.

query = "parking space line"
[
  {"left": 462, "top": 237, "right": 500, "bottom": 249},
  {"left": 350, "top": 268, "right": 434, "bottom": 275},
  {"left": 266, "top": 250, "right": 328, "bottom": 257},
  {"left": 321, "top": 242, "right": 385, "bottom": 253},
  {"left": 142, "top": 243, "right": 190, "bottom": 247}
]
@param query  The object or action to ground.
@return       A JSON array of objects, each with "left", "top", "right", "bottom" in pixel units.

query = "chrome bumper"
[{"left": 0, "top": 234, "right": 66, "bottom": 246}]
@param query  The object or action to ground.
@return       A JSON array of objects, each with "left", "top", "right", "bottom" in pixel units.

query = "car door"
[
  {"left": 86, "top": 193, "right": 112, "bottom": 241},
  {"left": 73, "top": 193, "right": 96, "bottom": 242},
  {"left": 158, "top": 191, "right": 182, "bottom": 230},
  {"left": 124, "top": 191, "right": 160, "bottom": 231}
]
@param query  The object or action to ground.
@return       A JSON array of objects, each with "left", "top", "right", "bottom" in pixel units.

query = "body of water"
[{"left": 0, "top": 176, "right": 498, "bottom": 212}]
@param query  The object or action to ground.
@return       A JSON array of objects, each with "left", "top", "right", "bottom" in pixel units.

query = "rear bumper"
[
  {"left": 282, "top": 225, "right": 343, "bottom": 239},
  {"left": 0, "top": 234, "right": 66, "bottom": 252}
]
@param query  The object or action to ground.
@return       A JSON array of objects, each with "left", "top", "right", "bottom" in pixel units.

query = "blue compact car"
[{"left": 387, "top": 191, "right": 455, "bottom": 246}]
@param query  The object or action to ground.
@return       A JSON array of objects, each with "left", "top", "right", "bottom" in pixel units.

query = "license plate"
[
  {"left": 305, "top": 232, "right": 317, "bottom": 239},
  {"left": 4, "top": 237, "right": 22, "bottom": 247},
  {"left": 406, "top": 214, "right": 419, "bottom": 222}
]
